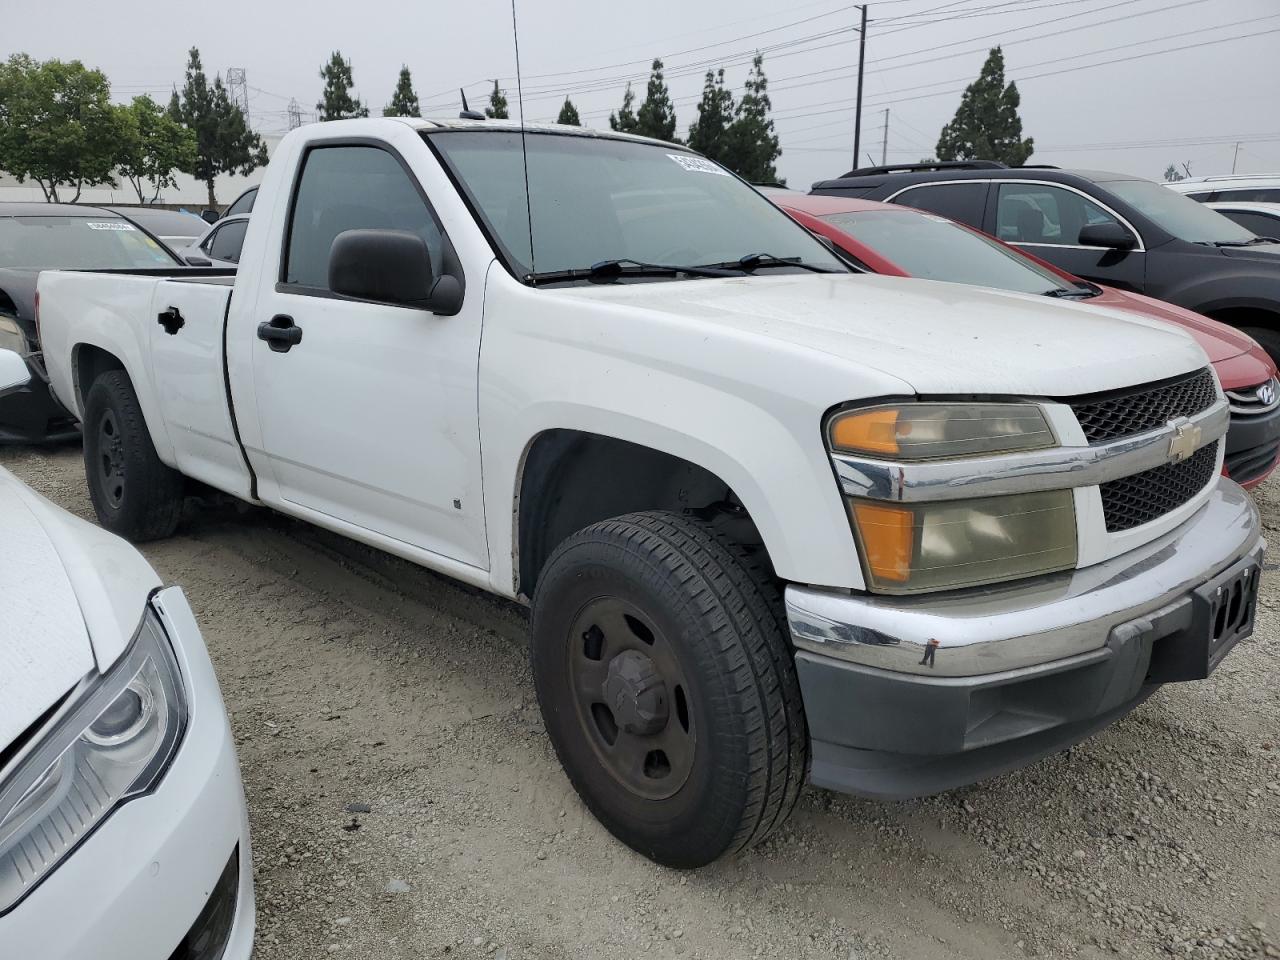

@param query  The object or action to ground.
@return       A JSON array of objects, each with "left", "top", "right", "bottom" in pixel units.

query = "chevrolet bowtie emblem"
[{"left": 1168, "top": 417, "right": 1201, "bottom": 463}]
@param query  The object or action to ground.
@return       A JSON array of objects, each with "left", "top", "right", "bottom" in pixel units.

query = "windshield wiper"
[
  {"left": 1212, "top": 236, "right": 1280, "bottom": 247},
  {"left": 706, "top": 252, "right": 840, "bottom": 274},
  {"left": 527, "top": 258, "right": 737, "bottom": 285},
  {"left": 1043, "top": 280, "right": 1101, "bottom": 299}
]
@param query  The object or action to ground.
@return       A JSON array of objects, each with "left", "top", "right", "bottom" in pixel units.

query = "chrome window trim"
[
  {"left": 833, "top": 398, "right": 1228, "bottom": 502},
  {"left": 882, "top": 178, "right": 1148, "bottom": 253}
]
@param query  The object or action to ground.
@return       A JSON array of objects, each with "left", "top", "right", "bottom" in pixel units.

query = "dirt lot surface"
[{"left": 4, "top": 443, "right": 1279, "bottom": 960}]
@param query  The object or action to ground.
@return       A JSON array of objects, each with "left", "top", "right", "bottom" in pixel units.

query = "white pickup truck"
[{"left": 34, "top": 118, "right": 1264, "bottom": 868}]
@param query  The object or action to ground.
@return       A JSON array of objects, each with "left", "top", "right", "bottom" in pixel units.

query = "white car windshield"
[{"left": 427, "top": 130, "right": 846, "bottom": 281}]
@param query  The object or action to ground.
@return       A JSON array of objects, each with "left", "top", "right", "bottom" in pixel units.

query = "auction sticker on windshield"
[
  {"left": 668, "top": 154, "right": 730, "bottom": 176},
  {"left": 85, "top": 221, "right": 137, "bottom": 231}
]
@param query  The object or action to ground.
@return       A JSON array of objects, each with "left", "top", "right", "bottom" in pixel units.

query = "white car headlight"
[{"left": 0, "top": 607, "right": 187, "bottom": 913}]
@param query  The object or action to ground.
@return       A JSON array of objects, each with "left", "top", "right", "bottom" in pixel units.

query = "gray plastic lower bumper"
[{"left": 788, "top": 479, "right": 1264, "bottom": 799}]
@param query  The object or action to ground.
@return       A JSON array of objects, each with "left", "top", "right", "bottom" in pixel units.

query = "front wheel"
[
  {"left": 530, "top": 511, "right": 807, "bottom": 868},
  {"left": 83, "top": 370, "right": 184, "bottom": 541}
]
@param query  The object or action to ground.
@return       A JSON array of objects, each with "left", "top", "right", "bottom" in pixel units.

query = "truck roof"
[{"left": 396, "top": 116, "right": 688, "bottom": 151}]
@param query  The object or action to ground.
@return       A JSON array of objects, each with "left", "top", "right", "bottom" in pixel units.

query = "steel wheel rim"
[
  {"left": 97, "top": 410, "right": 125, "bottom": 509},
  {"left": 566, "top": 597, "right": 696, "bottom": 801}
]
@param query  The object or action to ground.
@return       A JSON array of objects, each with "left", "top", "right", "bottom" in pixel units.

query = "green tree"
[
  {"left": 608, "top": 82, "right": 639, "bottom": 134},
  {"left": 116, "top": 94, "right": 197, "bottom": 203},
  {"left": 635, "top": 59, "right": 678, "bottom": 142},
  {"left": 485, "top": 80, "right": 509, "bottom": 119},
  {"left": 556, "top": 97, "right": 580, "bottom": 126},
  {"left": 687, "top": 69, "right": 735, "bottom": 164},
  {"left": 383, "top": 65, "right": 420, "bottom": 117},
  {"left": 1163, "top": 163, "right": 1185, "bottom": 183},
  {"left": 723, "top": 54, "right": 782, "bottom": 183},
  {"left": 935, "top": 47, "right": 1033, "bottom": 166},
  {"left": 0, "top": 54, "right": 123, "bottom": 202},
  {"left": 172, "top": 48, "right": 268, "bottom": 207},
  {"left": 317, "top": 51, "right": 368, "bottom": 121}
]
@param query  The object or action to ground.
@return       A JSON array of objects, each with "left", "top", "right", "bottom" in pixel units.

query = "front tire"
[
  {"left": 83, "top": 370, "right": 184, "bottom": 541},
  {"left": 531, "top": 511, "right": 807, "bottom": 868}
]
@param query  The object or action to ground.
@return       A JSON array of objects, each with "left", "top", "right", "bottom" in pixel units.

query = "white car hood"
[
  {"left": 552, "top": 273, "right": 1209, "bottom": 395},
  {"left": 0, "top": 468, "right": 160, "bottom": 752}
]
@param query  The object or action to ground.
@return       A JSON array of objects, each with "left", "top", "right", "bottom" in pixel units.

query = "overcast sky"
[{"left": 6, "top": 0, "right": 1279, "bottom": 188}]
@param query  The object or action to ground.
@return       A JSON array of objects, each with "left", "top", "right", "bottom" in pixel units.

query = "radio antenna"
[{"left": 510, "top": 0, "right": 535, "bottom": 279}]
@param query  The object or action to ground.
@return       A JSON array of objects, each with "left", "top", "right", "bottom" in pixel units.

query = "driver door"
[{"left": 249, "top": 142, "right": 488, "bottom": 569}]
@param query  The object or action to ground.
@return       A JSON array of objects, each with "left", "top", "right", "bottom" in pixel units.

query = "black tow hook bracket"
[{"left": 157, "top": 306, "right": 185, "bottom": 335}]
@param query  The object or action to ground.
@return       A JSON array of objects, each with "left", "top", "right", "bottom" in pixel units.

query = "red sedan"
[{"left": 773, "top": 192, "right": 1280, "bottom": 488}]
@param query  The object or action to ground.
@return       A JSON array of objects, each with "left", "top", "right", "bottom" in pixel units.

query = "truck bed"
[{"left": 38, "top": 269, "right": 253, "bottom": 501}]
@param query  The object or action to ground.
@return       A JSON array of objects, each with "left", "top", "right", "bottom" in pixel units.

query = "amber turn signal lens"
[
  {"left": 830, "top": 408, "right": 900, "bottom": 455},
  {"left": 849, "top": 502, "right": 913, "bottom": 583}
]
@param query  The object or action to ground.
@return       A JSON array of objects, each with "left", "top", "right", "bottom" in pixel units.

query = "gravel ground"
[{"left": 4, "top": 442, "right": 1278, "bottom": 960}]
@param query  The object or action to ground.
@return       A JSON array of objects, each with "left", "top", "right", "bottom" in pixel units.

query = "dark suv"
[{"left": 811, "top": 161, "right": 1280, "bottom": 363}]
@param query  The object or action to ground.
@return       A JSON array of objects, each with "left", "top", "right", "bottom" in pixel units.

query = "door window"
[
  {"left": 1215, "top": 187, "right": 1280, "bottom": 203},
  {"left": 283, "top": 145, "right": 443, "bottom": 291},
  {"left": 209, "top": 220, "right": 248, "bottom": 263},
  {"left": 891, "top": 182, "right": 987, "bottom": 226},
  {"left": 996, "top": 183, "right": 1120, "bottom": 246},
  {"left": 1218, "top": 210, "right": 1280, "bottom": 237},
  {"left": 226, "top": 187, "right": 258, "bottom": 217}
]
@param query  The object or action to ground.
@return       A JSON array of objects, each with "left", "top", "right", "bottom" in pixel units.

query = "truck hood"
[
  {"left": 0, "top": 467, "right": 160, "bottom": 753},
  {"left": 552, "top": 274, "right": 1208, "bottom": 395}
]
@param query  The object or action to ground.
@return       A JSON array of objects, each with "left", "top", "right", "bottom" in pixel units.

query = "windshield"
[
  {"left": 1106, "top": 179, "right": 1258, "bottom": 244},
  {"left": 0, "top": 216, "right": 179, "bottom": 270},
  {"left": 122, "top": 209, "right": 206, "bottom": 236},
  {"left": 820, "top": 209, "right": 1076, "bottom": 295},
  {"left": 427, "top": 130, "right": 845, "bottom": 279}
]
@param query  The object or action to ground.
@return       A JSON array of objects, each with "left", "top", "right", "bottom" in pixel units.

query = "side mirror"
[
  {"left": 1078, "top": 222, "right": 1137, "bottom": 250},
  {"left": 428, "top": 275, "right": 464, "bottom": 316},
  {"left": 200, "top": 209, "right": 220, "bottom": 224},
  {"left": 0, "top": 349, "right": 30, "bottom": 396},
  {"left": 329, "top": 229, "right": 441, "bottom": 309},
  {"left": 185, "top": 254, "right": 213, "bottom": 267}
]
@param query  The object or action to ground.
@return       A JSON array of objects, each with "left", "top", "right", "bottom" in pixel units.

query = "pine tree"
[
  {"left": 556, "top": 97, "right": 580, "bottom": 126},
  {"left": 935, "top": 47, "right": 1033, "bottom": 166},
  {"left": 608, "top": 83, "right": 639, "bottom": 134},
  {"left": 485, "top": 80, "right": 509, "bottom": 119},
  {"left": 723, "top": 54, "right": 781, "bottom": 183},
  {"left": 383, "top": 66, "right": 420, "bottom": 117},
  {"left": 634, "top": 59, "right": 678, "bottom": 142},
  {"left": 317, "top": 51, "right": 368, "bottom": 121},
  {"left": 171, "top": 48, "right": 267, "bottom": 206},
  {"left": 687, "top": 69, "right": 735, "bottom": 164}
]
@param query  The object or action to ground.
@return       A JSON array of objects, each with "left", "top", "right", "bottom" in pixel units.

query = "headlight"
[
  {"left": 0, "top": 607, "right": 186, "bottom": 913},
  {"left": 829, "top": 402, "right": 1055, "bottom": 459},
  {"left": 848, "top": 490, "right": 1077, "bottom": 593},
  {"left": 0, "top": 315, "right": 26, "bottom": 356}
]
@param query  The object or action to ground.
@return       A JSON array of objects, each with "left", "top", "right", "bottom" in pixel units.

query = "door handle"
[{"left": 257, "top": 315, "right": 303, "bottom": 353}]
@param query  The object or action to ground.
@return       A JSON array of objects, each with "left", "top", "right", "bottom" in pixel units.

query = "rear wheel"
[
  {"left": 83, "top": 370, "right": 184, "bottom": 541},
  {"left": 530, "top": 510, "right": 807, "bottom": 868}
]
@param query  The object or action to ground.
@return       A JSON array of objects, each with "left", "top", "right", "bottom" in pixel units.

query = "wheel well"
[
  {"left": 516, "top": 430, "right": 768, "bottom": 598},
  {"left": 72, "top": 344, "right": 127, "bottom": 412}
]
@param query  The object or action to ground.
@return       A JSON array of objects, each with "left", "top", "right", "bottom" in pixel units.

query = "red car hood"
[{"left": 1091, "top": 287, "right": 1276, "bottom": 389}]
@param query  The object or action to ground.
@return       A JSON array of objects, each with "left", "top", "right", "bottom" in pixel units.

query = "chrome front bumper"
[{"left": 787, "top": 477, "right": 1262, "bottom": 679}]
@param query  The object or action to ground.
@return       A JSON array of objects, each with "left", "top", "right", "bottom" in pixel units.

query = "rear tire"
[
  {"left": 530, "top": 510, "right": 807, "bottom": 868},
  {"left": 83, "top": 370, "right": 184, "bottom": 541}
]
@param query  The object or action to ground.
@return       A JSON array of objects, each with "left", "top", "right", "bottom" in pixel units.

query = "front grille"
[
  {"left": 1225, "top": 378, "right": 1279, "bottom": 416},
  {"left": 1070, "top": 368, "right": 1217, "bottom": 444},
  {"left": 1101, "top": 441, "right": 1219, "bottom": 532},
  {"left": 1225, "top": 438, "right": 1280, "bottom": 485}
]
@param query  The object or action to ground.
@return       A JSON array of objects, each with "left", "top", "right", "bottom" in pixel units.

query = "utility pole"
[
  {"left": 1232, "top": 141, "right": 1241, "bottom": 174},
  {"left": 881, "top": 107, "right": 890, "bottom": 166},
  {"left": 287, "top": 98, "right": 304, "bottom": 130},
  {"left": 852, "top": 4, "right": 867, "bottom": 173},
  {"left": 226, "top": 67, "right": 251, "bottom": 119}
]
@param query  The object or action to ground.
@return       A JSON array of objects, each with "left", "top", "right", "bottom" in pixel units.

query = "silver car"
[{"left": 179, "top": 214, "right": 250, "bottom": 268}]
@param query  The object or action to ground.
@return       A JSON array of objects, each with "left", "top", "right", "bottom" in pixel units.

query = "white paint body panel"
[{"left": 35, "top": 117, "right": 1216, "bottom": 598}]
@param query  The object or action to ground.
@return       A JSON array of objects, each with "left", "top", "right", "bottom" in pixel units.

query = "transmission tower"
[
  {"left": 287, "top": 98, "right": 304, "bottom": 130},
  {"left": 226, "top": 68, "right": 251, "bottom": 118}
]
